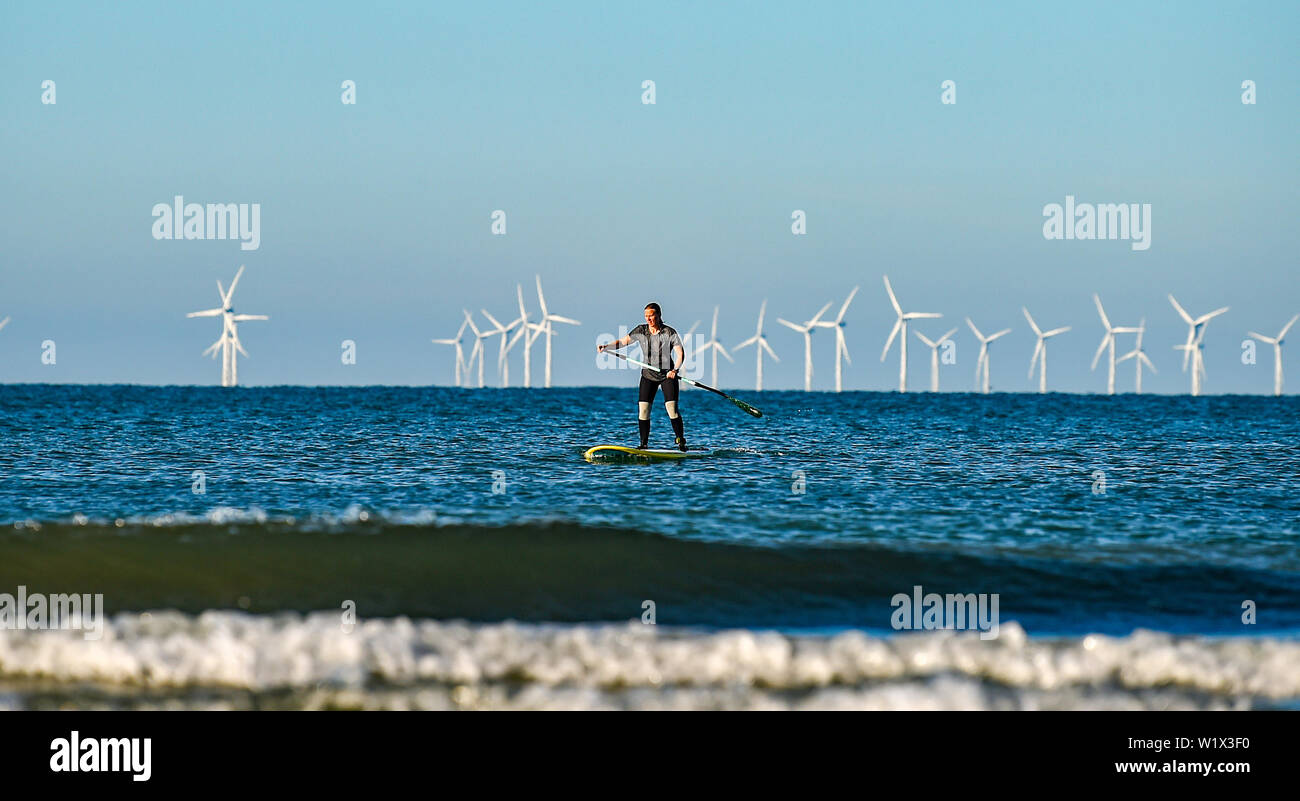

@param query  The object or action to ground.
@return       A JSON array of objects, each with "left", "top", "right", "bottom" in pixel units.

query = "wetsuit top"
[{"left": 629, "top": 323, "right": 683, "bottom": 381}]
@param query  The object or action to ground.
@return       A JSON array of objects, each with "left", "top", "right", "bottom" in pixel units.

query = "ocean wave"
[
  {"left": 3, "top": 517, "right": 1299, "bottom": 634},
  {"left": 1, "top": 612, "right": 1296, "bottom": 710}
]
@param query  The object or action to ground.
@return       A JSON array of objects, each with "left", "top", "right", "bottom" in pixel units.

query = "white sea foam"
[{"left": 0, "top": 612, "right": 1296, "bottom": 709}]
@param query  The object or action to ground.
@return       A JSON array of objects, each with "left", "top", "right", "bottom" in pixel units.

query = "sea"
[{"left": 1, "top": 385, "right": 1297, "bottom": 710}]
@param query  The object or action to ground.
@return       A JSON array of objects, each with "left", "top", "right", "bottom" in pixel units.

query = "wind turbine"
[
  {"left": 462, "top": 310, "right": 490, "bottom": 388},
  {"left": 187, "top": 265, "right": 268, "bottom": 387},
  {"left": 1091, "top": 295, "right": 1141, "bottom": 395},
  {"left": 534, "top": 275, "right": 580, "bottom": 388},
  {"left": 816, "top": 286, "right": 859, "bottom": 392},
  {"left": 694, "top": 306, "right": 733, "bottom": 386},
  {"left": 881, "top": 276, "right": 942, "bottom": 392},
  {"left": 1023, "top": 307, "right": 1071, "bottom": 393},
  {"left": 432, "top": 316, "right": 470, "bottom": 387},
  {"left": 779, "top": 301, "right": 833, "bottom": 391},
  {"left": 966, "top": 318, "right": 1011, "bottom": 394},
  {"left": 734, "top": 300, "right": 779, "bottom": 391},
  {"left": 1169, "top": 295, "right": 1229, "bottom": 396},
  {"left": 505, "top": 285, "right": 536, "bottom": 388},
  {"left": 914, "top": 327, "right": 957, "bottom": 392},
  {"left": 1117, "top": 319, "right": 1157, "bottom": 394},
  {"left": 0, "top": 316, "right": 9, "bottom": 334},
  {"left": 480, "top": 308, "right": 520, "bottom": 387},
  {"left": 1247, "top": 314, "right": 1297, "bottom": 396}
]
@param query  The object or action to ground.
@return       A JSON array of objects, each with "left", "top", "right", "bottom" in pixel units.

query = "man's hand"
[
  {"left": 666, "top": 369, "right": 678, "bottom": 379},
  {"left": 597, "top": 342, "right": 608, "bottom": 352}
]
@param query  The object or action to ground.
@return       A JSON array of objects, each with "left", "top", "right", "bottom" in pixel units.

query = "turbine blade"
[
  {"left": 225, "top": 266, "right": 245, "bottom": 305},
  {"left": 188, "top": 308, "right": 224, "bottom": 317},
  {"left": 1278, "top": 314, "right": 1299, "bottom": 341},
  {"left": 778, "top": 318, "right": 803, "bottom": 332},
  {"left": 965, "top": 317, "right": 984, "bottom": 341},
  {"left": 734, "top": 335, "right": 758, "bottom": 351},
  {"left": 883, "top": 276, "right": 902, "bottom": 317},
  {"left": 808, "top": 301, "right": 833, "bottom": 326},
  {"left": 837, "top": 286, "right": 859, "bottom": 322},
  {"left": 903, "top": 312, "right": 942, "bottom": 320},
  {"left": 761, "top": 339, "right": 779, "bottom": 361},
  {"left": 1094, "top": 294, "right": 1111, "bottom": 330},
  {"left": 1168, "top": 294, "right": 1193, "bottom": 325},
  {"left": 1091, "top": 335, "right": 1110, "bottom": 370},
  {"left": 232, "top": 314, "right": 267, "bottom": 321},
  {"left": 535, "top": 275, "right": 548, "bottom": 316},
  {"left": 938, "top": 327, "right": 958, "bottom": 344},
  {"left": 1022, "top": 307, "right": 1041, "bottom": 336},
  {"left": 1029, "top": 340, "right": 1042, "bottom": 377},
  {"left": 1139, "top": 352, "right": 1156, "bottom": 372},
  {"left": 914, "top": 331, "right": 936, "bottom": 348},
  {"left": 1043, "top": 326, "right": 1071, "bottom": 337},
  {"left": 1194, "top": 307, "right": 1229, "bottom": 324},
  {"left": 548, "top": 315, "right": 580, "bottom": 326},
  {"left": 987, "top": 329, "right": 1011, "bottom": 342},
  {"left": 881, "top": 319, "right": 901, "bottom": 361}
]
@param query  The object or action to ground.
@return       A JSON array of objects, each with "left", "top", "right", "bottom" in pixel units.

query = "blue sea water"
[{"left": 1, "top": 385, "right": 1297, "bottom": 709}]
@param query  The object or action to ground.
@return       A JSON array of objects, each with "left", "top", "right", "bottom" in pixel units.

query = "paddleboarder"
[{"left": 598, "top": 302, "right": 688, "bottom": 451}]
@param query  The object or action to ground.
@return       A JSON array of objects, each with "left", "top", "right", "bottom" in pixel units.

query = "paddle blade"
[{"left": 731, "top": 397, "right": 763, "bottom": 418}]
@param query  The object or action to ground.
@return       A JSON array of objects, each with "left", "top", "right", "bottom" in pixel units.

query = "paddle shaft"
[{"left": 601, "top": 347, "right": 763, "bottom": 418}]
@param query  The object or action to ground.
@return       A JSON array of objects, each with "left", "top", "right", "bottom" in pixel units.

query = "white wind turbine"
[
  {"left": 914, "top": 327, "right": 957, "bottom": 392},
  {"left": 881, "top": 276, "right": 942, "bottom": 393},
  {"left": 816, "top": 286, "right": 859, "bottom": 392},
  {"left": 1117, "top": 319, "right": 1157, "bottom": 394},
  {"left": 734, "top": 300, "right": 779, "bottom": 391},
  {"left": 1091, "top": 294, "right": 1141, "bottom": 395},
  {"left": 534, "top": 275, "right": 580, "bottom": 388},
  {"left": 694, "top": 306, "right": 733, "bottom": 386},
  {"left": 1023, "top": 307, "right": 1071, "bottom": 394},
  {"left": 1169, "top": 294, "right": 1229, "bottom": 396},
  {"left": 779, "top": 301, "right": 833, "bottom": 391},
  {"left": 187, "top": 265, "right": 268, "bottom": 387},
  {"left": 966, "top": 318, "right": 1011, "bottom": 394},
  {"left": 480, "top": 308, "right": 520, "bottom": 387},
  {"left": 1247, "top": 314, "right": 1297, "bottom": 396},
  {"left": 505, "top": 285, "right": 536, "bottom": 388},
  {"left": 462, "top": 310, "right": 492, "bottom": 389},
  {"left": 431, "top": 316, "right": 470, "bottom": 387}
]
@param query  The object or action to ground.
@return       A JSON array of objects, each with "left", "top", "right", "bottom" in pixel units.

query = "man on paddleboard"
[{"left": 597, "top": 302, "right": 688, "bottom": 451}]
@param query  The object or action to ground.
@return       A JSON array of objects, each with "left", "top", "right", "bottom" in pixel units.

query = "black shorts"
[{"left": 639, "top": 374, "right": 679, "bottom": 404}]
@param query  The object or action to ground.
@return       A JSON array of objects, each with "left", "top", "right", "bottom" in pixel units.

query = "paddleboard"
[{"left": 583, "top": 445, "right": 714, "bottom": 462}]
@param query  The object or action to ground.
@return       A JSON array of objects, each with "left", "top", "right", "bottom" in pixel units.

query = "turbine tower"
[
  {"left": 734, "top": 300, "right": 779, "bottom": 391},
  {"left": 1023, "top": 307, "right": 1071, "bottom": 393},
  {"left": 694, "top": 306, "right": 734, "bottom": 386},
  {"left": 1169, "top": 294, "right": 1228, "bottom": 396},
  {"left": 480, "top": 308, "right": 520, "bottom": 387},
  {"left": 432, "top": 317, "right": 470, "bottom": 387},
  {"left": 1117, "top": 319, "right": 1157, "bottom": 394},
  {"left": 817, "top": 286, "right": 859, "bottom": 392},
  {"left": 1091, "top": 295, "right": 1140, "bottom": 395},
  {"left": 779, "top": 301, "right": 833, "bottom": 391},
  {"left": 967, "top": 318, "right": 1011, "bottom": 394},
  {"left": 914, "top": 327, "right": 957, "bottom": 392},
  {"left": 534, "top": 275, "right": 580, "bottom": 388},
  {"left": 881, "top": 276, "right": 941, "bottom": 393},
  {"left": 1247, "top": 314, "right": 1297, "bottom": 396},
  {"left": 187, "top": 265, "right": 268, "bottom": 387}
]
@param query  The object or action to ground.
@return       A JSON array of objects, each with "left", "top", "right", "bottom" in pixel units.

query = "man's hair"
[{"left": 644, "top": 302, "right": 663, "bottom": 321}]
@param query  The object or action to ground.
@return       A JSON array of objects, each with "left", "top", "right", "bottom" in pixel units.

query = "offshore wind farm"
[{"left": 1, "top": 1, "right": 1296, "bottom": 726}]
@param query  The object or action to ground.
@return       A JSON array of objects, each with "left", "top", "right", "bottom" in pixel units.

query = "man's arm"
[{"left": 597, "top": 330, "right": 635, "bottom": 352}]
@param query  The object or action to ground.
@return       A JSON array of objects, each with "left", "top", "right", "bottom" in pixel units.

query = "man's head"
[{"left": 644, "top": 303, "right": 662, "bottom": 327}]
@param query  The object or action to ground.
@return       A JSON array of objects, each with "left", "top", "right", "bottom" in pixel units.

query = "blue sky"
[{"left": 1, "top": 1, "right": 1296, "bottom": 391}]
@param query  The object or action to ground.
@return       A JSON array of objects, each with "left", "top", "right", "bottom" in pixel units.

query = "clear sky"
[{"left": 1, "top": 1, "right": 1296, "bottom": 391}]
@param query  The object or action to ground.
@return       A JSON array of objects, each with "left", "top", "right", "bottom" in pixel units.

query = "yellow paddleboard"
[{"left": 583, "top": 445, "right": 713, "bottom": 462}]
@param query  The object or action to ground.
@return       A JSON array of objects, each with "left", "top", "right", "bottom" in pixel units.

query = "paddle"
[{"left": 601, "top": 348, "right": 764, "bottom": 418}]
